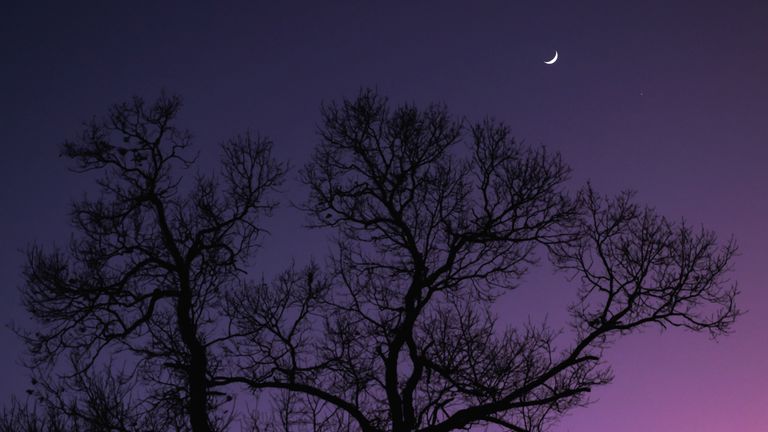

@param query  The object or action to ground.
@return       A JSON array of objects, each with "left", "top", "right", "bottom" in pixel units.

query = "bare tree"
[
  {"left": 11, "top": 89, "right": 739, "bottom": 432},
  {"left": 213, "top": 89, "right": 740, "bottom": 432},
  {"left": 17, "top": 93, "right": 286, "bottom": 432}
]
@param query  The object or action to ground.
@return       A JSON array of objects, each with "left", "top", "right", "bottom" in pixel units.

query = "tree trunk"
[{"left": 177, "top": 272, "right": 212, "bottom": 432}]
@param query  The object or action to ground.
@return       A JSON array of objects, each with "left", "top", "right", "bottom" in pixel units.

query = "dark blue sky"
[{"left": 2, "top": 1, "right": 767, "bottom": 430}]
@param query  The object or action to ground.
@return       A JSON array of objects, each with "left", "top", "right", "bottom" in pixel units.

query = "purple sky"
[{"left": 1, "top": 1, "right": 767, "bottom": 430}]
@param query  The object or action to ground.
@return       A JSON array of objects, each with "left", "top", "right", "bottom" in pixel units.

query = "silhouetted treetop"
[
  {"left": 9, "top": 89, "right": 739, "bottom": 432},
  {"left": 20, "top": 93, "right": 286, "bottom": 432},
  {"left": 551, "top": 187, "right": 738, "bottom": 337},
  {"left": 290, "top": 89, "right": 738, "bottom": 431},
  {"left": 303, "top": 90, "right": 575, "bottom": 296}
]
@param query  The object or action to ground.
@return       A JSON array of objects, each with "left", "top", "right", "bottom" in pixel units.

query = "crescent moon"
[{"left": 544, "top": 51, "right": 558, "bottom": 65}]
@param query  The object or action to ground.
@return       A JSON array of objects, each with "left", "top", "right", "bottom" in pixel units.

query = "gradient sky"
[{"left": 1, "top": 1, "right": 767, "bottom": 430}]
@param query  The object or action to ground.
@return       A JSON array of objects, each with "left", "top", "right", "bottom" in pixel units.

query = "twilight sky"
[{"left": 1, "top": 1, "right": 767, "bottom": 430}]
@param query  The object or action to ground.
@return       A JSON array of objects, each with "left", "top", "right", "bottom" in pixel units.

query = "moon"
[{"left": 544, "top": 51, "right": 558, "bottom": 65}]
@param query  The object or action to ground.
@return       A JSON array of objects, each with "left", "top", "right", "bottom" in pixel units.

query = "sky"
[{"left": 1, "top": 1, "right": 767, "bottom": 430}]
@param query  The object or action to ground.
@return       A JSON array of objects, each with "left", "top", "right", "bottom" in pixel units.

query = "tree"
[
  {"left": 12, "top": 89, "right": 739, "bottom": 432},
  {"left": 17, "top": 93, "right": 286, "bottom": 432},
  {"left": 213, "top": 90, "right": 739, "bottom": 432}
]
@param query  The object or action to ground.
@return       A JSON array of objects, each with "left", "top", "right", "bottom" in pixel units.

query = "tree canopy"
[{"left": 6, "top": 90, "right": 739, "bottom": 432}]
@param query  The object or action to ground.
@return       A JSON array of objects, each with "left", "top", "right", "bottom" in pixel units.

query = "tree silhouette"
[
  {"left": 11, "top": 90, "right": 739, "bottom": 432},
  {"left": 17, "top": 93, "right": 285, "bottom": 432},
  {"left": 211, "top": 90, "right": 739, "bottom": 431}
]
